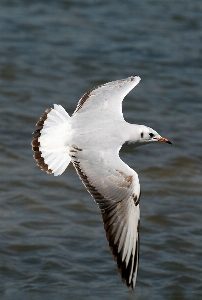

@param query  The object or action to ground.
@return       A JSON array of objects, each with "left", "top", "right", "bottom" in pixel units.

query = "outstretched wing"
[
  {"left": 73, "top": 76, "right": 141, "bottom": 118},
  {"left": 70, "top": 148, "right": 141, "bottom": 289}
]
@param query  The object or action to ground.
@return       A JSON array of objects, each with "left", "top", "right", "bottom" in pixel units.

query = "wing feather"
[
  {"left": 71, "top": 150, "right": 140, "bottom": 289},
  {"left": 73, "top": 76, "right": 141, "bottom": 118}
]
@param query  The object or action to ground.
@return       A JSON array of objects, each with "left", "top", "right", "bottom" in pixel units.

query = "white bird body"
[{"left": 32, "top": 76, "right": 171, "bottom": 290}]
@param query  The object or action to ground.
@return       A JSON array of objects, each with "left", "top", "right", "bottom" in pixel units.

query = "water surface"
[{"left": 0, "top": 1, "right": 202, "bottom": 299}]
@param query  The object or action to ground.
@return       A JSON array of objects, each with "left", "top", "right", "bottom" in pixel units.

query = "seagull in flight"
[{"left": 32, "top": 76, "right": 171, "bottom": 290}]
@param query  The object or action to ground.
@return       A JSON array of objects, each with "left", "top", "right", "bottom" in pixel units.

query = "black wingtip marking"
[
  {"left": 101, "top": 201, "right": 140, "bottom": 290},
  {"left": 72, "top": 158, "right": 140, "bottom": 290}
]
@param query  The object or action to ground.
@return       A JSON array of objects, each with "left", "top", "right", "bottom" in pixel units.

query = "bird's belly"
[{"left": 71, "top": 119, "right": 126, "bottom": 151}]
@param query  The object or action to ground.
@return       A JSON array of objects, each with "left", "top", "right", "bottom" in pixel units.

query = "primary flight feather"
[{"left": 32, "top": 76, "right": 171, "bottom": 290}]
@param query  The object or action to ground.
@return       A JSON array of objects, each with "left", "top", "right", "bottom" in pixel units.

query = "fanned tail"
[{"left": 32, "top": 104, "right": 72, "bottom": 176}]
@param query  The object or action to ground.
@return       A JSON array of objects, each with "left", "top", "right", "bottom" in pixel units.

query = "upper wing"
[
  {"left": 73, "top": 76, "right": 141, "bottom": 118},
  {"left": 70, "top": 147, "right": 141, "bottom": 289}
]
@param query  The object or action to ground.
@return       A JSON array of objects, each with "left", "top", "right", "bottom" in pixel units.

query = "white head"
[{"left": 132, "top": 125, "right": 172, "bottom": 147}]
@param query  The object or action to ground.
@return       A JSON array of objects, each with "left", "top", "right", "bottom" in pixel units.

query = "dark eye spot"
[
  {"left": 141, "top": 132, "right": 144, "bottom": 138},
  {"left": 149, "top": 133, "right": 154, "bottom": 138}
]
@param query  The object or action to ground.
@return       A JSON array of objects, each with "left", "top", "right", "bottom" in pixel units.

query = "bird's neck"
[{"left": 124, "top": 123, "right": 143, "bottom": 147}]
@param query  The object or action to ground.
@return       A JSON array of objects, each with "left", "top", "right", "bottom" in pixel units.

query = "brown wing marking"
[
  {"left": 72, "top": 160, "right": 110, "bottom": 210},
  {"left": 72, "top": 159, "right": 140, "bottom": 289},
  {"left": 31, "top": 108, "right": 53, "bottom": 174},
  {"left": 73, "top": 84, "right": 101, "bottom": 114},
  {"left": 73, "top": 76, "right": 138, "bottom": 115}
]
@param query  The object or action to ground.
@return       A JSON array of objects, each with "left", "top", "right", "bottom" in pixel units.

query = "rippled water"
[{"left": 0, "top": 1, "right": 202, "bottom": 299}]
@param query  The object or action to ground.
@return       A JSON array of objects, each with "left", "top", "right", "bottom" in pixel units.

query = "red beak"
[{"left": 157, "top": 137, "right": 172, "bottom": 145}]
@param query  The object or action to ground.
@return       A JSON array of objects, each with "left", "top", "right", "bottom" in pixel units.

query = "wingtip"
[
  {"left": 130, "top": 76, "right": 141, "bottom": 84},
  {"left": 134, "top": 75, "right": 141, "bottom": 81}
]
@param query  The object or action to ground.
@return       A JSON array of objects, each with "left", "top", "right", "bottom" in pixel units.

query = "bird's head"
[{"left": 137, "top": 125, "right": 172, "bottom": 146}]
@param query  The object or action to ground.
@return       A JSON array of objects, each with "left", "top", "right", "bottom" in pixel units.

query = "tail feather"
[{"left": 32, "top": 104, "right": 72, "bottom": 176}]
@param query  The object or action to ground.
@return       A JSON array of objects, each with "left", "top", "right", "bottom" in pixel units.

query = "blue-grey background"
[{"left": 0, "top": 1, "right": 201, "bottom": 299}]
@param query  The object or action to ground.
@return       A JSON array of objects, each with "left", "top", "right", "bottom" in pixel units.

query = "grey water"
[{"left": 0, "top": 1, "right": 202, "bottom": 299}]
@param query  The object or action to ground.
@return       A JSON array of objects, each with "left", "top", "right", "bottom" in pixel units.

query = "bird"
[{"left": 32, "top": 76, "right": 172, "bottom": 290}]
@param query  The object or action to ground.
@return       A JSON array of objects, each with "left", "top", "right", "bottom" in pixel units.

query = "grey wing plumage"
[
  {"left": 71, "top": 149, "right": 141, "bottom": 289},
  {"left": 73, "top": 76, "right": 141, "bottom": 118}
]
